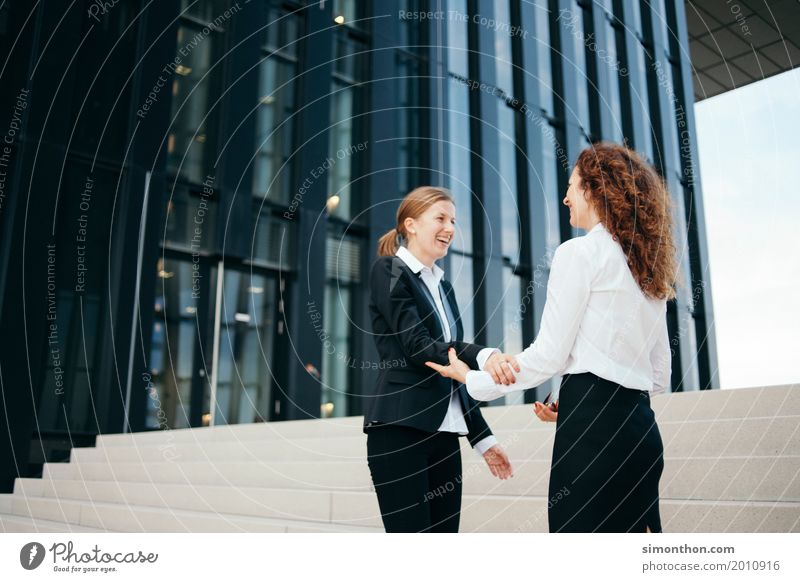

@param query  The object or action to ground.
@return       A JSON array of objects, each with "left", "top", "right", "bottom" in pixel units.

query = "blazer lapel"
[
  {"left": 441, "top": 280, "right": 463, "bottom": 342},
  {"left": 400, "top": 264, "right": 446, "bottom": 339}
]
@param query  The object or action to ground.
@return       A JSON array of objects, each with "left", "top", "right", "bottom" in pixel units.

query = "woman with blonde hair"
[
  {"left": 364, "top": 186, "right": 517, "bottom": 533},
  {"left": 428, "top": 143, "right": 677, "bottom": 533}
]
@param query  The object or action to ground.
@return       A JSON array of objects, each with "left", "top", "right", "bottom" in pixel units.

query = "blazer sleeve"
[
  {"left": 370, "top": 257, "right": 484, "bottom": 367},
  {"left": 462, "top": 391, "right": 493, "bottom": 447}
]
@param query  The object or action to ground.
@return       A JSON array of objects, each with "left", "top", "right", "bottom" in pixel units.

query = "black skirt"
[{"left": 548, "top": 372, "right": 664, "bottom": 533}]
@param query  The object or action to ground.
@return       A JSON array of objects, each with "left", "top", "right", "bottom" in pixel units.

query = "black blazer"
[{"left": 363, "top": 255, "right": 493, "bottom": 448}]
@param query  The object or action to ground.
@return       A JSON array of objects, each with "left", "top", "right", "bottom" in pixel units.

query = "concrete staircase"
[{"left": 2, "top": 384, "right": 798, "bottom": 533}]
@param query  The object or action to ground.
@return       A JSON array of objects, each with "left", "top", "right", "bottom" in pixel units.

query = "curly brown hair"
[{"left": 575, "top": 142, "right": 678, "bottom": 300}]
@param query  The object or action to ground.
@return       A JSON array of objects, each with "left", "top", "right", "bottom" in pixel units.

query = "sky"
[{"left": 694, "top": 67, "right": 800, "bottom": 389}]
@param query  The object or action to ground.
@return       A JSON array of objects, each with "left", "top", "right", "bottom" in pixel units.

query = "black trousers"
[
  {"left": 548, "top": 372, "right": 665, "bottom": 533},
  {"left": 366, "top": 424, "right": 462, "bottom": 533}
]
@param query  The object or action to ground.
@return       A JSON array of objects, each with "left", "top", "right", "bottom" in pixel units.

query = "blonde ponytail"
[{"left": 377, "top": 228, "right": 400, "bottom": 257}]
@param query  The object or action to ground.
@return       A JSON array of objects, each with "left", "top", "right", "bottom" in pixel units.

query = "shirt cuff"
[
  {"left": 473, "top": 435, "right": 498, "bottom": 456},
  {"left": 466, "top": 370, "right": 508, "bottom": 402},
  {"left": 476, "top": 347, "right": 500, "bottom": 371}
]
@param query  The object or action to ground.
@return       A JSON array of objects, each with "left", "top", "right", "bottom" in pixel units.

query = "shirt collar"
[
  {"left": 589, "top": 222, "right": 606, "bottom": 234},
  {"left": 395, "top": 246, "right": 445, "bottom": 283}
]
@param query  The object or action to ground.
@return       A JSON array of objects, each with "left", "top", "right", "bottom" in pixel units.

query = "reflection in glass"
[
  {"left": 333, "top": 0, "right": 358, "bottom": 27},
  {"left": 396, "top": 51, "right": 423, "bottom": 196},
  {"left": 502, "top": 267, "right": 524, "bottom": 405},
  {"left": 447, "top": 0, "right": 469, "bottom": 77},
  {"left": 493, "top": 0, "right": 513, "bottom": 93},
  {"left": 328, "top": 31, "right": 366, "bottom": 221},
  {"left": 447, "top": 83, "right": 473, "bottom": 250},
  {"left": 328, "top": 84, "right": 355, "bottom": 218},
  {"left": 253, "top": 57, "right": 296, "bottom": 203},
  {"left": 251, "top": 208, "right": 295, "bottom": 268},
  {"left": 164, "top": 186, "right": 217, "bottom": 251},
  {"left": 498, "top": 104, "right": 520, "bottom": 264},
  {"left": 448, "top": 251, "right": 475, "bottom": 341},
  {"left": 446, "top": 0, "right": 476, "bottom": 323},
  {"left": 603, "top": 15, "right": 625, "bottom": 143},
  {"left": 493, "top": 2, "right": 520, "bottom": 264},
  {"left": 167, "top": 25, "right": 216, "bottom": 184},
  {"left": 533, "top": 0, "right": 554, "bottom": 116},
  {"left": 254, "top": 6, "right": 299, "bottom": 204},
  {"left": 213, "top": 270, "right": 277, "bottom": 425},
  {"left": 263, "top": 2, "right": 299, "bottom": 57},
  {"left": 148, "top": 258, "right": 209, "bottom": 429},
  {"left": 540, "top": 123, "right": 564, "bottom": 252},
  {"left": 322, "top": 284, "right": 350, "bottom": 418},
  {"left": 321, "top": 235, "right": 362, "bottom": 417},
  {"left": 179, "top": 0, "right": 230, "bottom": 23},
  {"left": 570, "top": 6, "right": 591, "bottom": 132}
]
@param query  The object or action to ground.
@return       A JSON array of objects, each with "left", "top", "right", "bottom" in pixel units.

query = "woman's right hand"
[
  {"left": 484, "top": 352, "right": 521, "bottom": 385},
  {"left": 533, "top": 401, "right": 558, "bottom": 422}
]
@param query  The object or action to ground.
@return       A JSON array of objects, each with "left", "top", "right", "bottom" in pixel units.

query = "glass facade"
[{"left": 0, "top": 0, "right": 717, "bottom": 486}]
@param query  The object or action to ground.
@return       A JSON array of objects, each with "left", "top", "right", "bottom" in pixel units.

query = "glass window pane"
[
  {"left": 328, "top": 83, "right": 355, "bottom": 218},
  {"left": 321, "top": 234, "right": 363, "bottom": 417},
  {"left": 328, "top": 32, "right": 366, "bottom": 220},
  {"left": 253, "top": 55, "right": 296, "bottom": 203},
  {"left": 447, "top": 0, "right": 469, "bottom": 77},
  {"left": 148, "top": 258, "right": 207, "bottom": 429},
  {"left": 180, "top": 0, "right": 231, "bottom": 24},
  {"left": 533, "top": 0, "right": 554, "bottom": 116},
  {"left": 164, "top": 183, "right": 218, "bottom": 252},
  {"left": 167, "top": 24, "right": 219, "bottom": 184},
  {"left": 396, "top": 52, "right": 423, "bottom": 195},
  {"left": 448, "top": 4, "right": 473, "bottom": 252},
  {"left": 213, "top": 271, "right": 277, "bottom": 425},
  {"left": 263, "top": 2, "right": 299, "bottom": 56},
  {"left": 251, "top": 208, "right": 295, "bottom": 268},
  {"left": 321, "top": 285, "right": 350, "bottom": 418},
  {"left": 502, "top": 267, "right": 524, "bottom": 405},
  {"left": 498, "top": 104, "right": 519, "bottom": 263},
  {"left": 448, "top": 252, "right": 475, "bottom": 341}
]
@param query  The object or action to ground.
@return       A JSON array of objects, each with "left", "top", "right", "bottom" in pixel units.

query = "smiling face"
[
  {"left": 563, "top": 167, "right": 600, "bottom": 231},
  {"left": 404, "top": 199, "right": 456, "bottom": 266}
]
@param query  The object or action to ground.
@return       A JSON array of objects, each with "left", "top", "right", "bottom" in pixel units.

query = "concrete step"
[
  {"left": 72, "top": 436, "right": 375, "bottom": 463},
  {"left": 644, "top": 384, "right": 800, "bottom": 422},
  {"left": 7, "top": 473, "right": 800, "bottom": 533},
  {"left": 5, "top": 491, "right": 795, "bottom": 533},
  {"left": 70, "top": 414, "right": 800, "bottom": 467},
  {"left": 460, "top": 495, "right": 800, "bottom": 533},
  {"left": 316, "top": 490, "right": 800, "bottom": 533},
  {"left": 0, "top": 514, "right": 105, "bottom": 533},
  {"left": 90, "top": 385, "right": 799, "bottom": 450},
  {"left": 8, "top": 384, "right": 799, "bottom": 533},
  {"left": 95, "top": 416, "right": 366, "bottom": 448},
  {"left": 0, "top": 494, "right": 382, "bottom": 533},
  {"left": 36, "top": 453, "right": 800, "bottom": 502}
]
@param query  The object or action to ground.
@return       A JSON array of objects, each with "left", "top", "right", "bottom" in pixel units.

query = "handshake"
[
  {"left": 426, "top": 350, "right": 559, "bottom": 423},
  {"left": 483, "top": 351, "right": 559, "bottom": 424}
]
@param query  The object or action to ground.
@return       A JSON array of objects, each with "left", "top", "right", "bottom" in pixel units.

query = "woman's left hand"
[
  {"left": 425, "top": 348, "right": 470, "bottom": 384},
  {"left": 533, "top": 400, "right": 558, "bottom": 422},
  {"left": 483, "top": 444, "right": 513, "bottom": 479}
]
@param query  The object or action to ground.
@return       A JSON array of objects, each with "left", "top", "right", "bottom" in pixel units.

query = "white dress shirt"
[
  {"left": 395, "top": 246, "right": 498, "bottom": 455},
  {"left": 466, "top": 222, "right": 671, "bottom": 402}
]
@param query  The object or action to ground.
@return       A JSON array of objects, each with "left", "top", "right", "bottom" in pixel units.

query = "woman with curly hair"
[{"left": 427, "top": 142, "right": 677, "bottom": 533}]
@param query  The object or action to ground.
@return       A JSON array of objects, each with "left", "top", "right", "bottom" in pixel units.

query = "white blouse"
[{"left": 466, "top": 222, "right": 671, "bottom": 402}]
